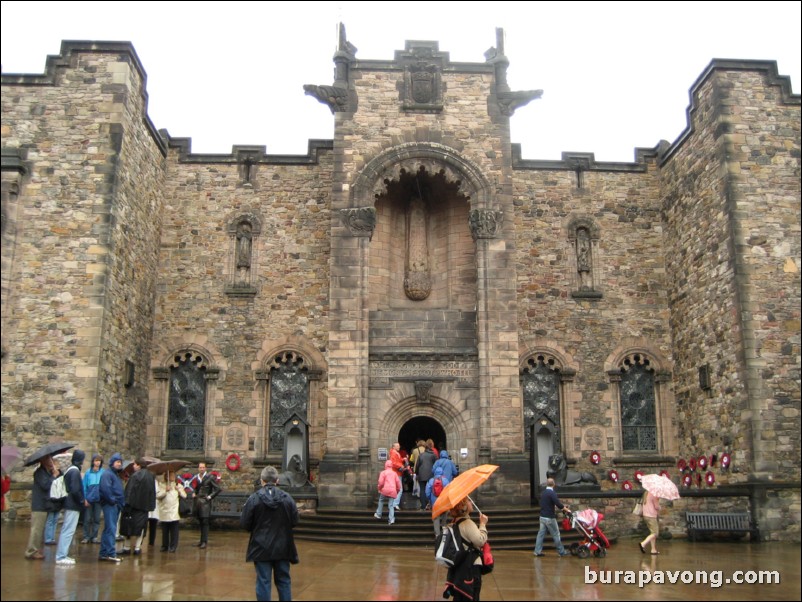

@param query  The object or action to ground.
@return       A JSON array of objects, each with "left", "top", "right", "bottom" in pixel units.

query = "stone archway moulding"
[
  {"left": 350, "top": 142, "right": 494, "bottom": 210},
  {"left": 254, "top": 334, "right": 328, "bottom": 376},
  {"left": 381, "top": 394, "right": 471, "bottom": 450}
]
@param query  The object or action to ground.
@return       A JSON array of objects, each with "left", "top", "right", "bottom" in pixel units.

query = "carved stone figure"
[
  {"left": 236, "top": 221, "right": 252, "bottom": 269},
  {"left": 303, "top": 84, "right": 349, "bottom": 114},
  {"left": 277, "top": 454, "right": 313, "bottom": 490},
  {"left": 404, "top": 196, "right": 431, "bottom": 300},
  {"left": 468, "top": 209, "right": 503, "bottom": 240},
  {"left": 576, "top": 227, "right": 592, "bottom": 290},
  {"left": 339, "top": 207, "right": 376, "bottom": 237},
  {"left": 547, "top": 454, "right": 599, "bottom": 488}
]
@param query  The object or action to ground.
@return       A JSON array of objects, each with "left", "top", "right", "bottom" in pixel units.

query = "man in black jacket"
[
  {"left": 192, "top": 462, "right": 222, "bottom": 549},
  {"left": 121, "top": 458, "right": 156, "bottom": 555},
  {"left": 241, "top": 465, "right": 299, "bottom": 602}
]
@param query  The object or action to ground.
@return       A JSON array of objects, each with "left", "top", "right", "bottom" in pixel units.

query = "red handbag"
[{"left": 480, "top": 541, "right": 494, "bottom": 574}]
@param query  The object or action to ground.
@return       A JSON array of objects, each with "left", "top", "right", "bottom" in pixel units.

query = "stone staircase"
[{"left": 295, "top": 506, "right": 584, "bottom": 550}]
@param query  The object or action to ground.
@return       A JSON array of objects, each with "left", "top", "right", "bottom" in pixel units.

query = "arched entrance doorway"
[{"left": 398, "top": 416, "right": 446, "bottom": 456}]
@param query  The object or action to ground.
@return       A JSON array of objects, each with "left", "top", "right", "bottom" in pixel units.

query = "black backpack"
[{"left": 434, "top": 518, "right": 467, "bottom": 567}]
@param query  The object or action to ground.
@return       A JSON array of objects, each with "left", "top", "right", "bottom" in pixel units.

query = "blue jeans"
[
  {"left": 534, "top": 516, "right": 566, "bottom": 555},
  {"left": 56, "top": 509, "right": 80, "bottom": 560},
  {"left": 83, "top": 502, "right": 102, "bottom": 541},
  {"left": 45, "top": 511, "right": 59, "bottom": 543},
  {"left": 254, "top": 560, "right": 291, "bottom": 601},
  {"left": 375, "top": 494, "right": 396, "bottom": 523},
  {"left": 100, "top": 504, "right": 120, "bottom": 558}
]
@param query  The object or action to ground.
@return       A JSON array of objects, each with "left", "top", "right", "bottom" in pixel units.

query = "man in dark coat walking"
[
  {"left": 241, "top": 465, "right": 299, "bottom": 602},
  {"left": 121, "top": 458, "right": 156, "bottom": 555},
  {"left": 191, "top": 461, "right": 222, "bottom": 549}
]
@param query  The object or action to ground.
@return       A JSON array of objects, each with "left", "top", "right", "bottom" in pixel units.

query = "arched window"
[
  {"left": 268, "top": 351, "right": 309, "bottom": 453},
  {"left": 619, "top": 354, "right": 657, "bottom": 452},
  {"left": 167, "top": 351, "right": 208, "bottom": 451},
  {"left": 521, "top": 354, "right": 562, "bottom": 452}
]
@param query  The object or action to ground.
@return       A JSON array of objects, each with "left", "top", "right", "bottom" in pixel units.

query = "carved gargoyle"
[
  {"left": 496, "top": 90, "right": 543, "bottom": 117},
  {"left": 303, "top": 84, "right": 349, "bottom": 114}
]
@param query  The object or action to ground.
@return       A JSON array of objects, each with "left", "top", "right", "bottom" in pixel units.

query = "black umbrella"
[{"left": 23, "top": 442, "right": 76, "bottom": 467}]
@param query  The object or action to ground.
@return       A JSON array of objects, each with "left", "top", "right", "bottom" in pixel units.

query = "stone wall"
[
  {"left": 512, "top": 158, "right": 675, "bottom": 458},
  {"left": 146, "top": 141, "right": 333, "bottom": 472},
  {"left": 2, "top": 42, "right": 798, "bottom": 537},
  {"left": 1, "top": 43, "right": 165, "bottom": 461},
  {"left": 661, "top": 62, "right": 801, "bottom": 485}
]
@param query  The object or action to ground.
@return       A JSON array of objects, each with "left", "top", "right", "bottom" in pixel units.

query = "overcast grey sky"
[{"left": 1, "top": 1, "right": 800, "bottom": 161}]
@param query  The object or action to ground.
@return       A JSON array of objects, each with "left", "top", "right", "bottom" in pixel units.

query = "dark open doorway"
[{"left": 398, "top": 416, "right": 446, "bottom": 456}]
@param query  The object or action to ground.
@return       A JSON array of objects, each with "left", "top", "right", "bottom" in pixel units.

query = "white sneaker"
[
  {"left": 56, "top": 557, "right": 76, "bottom": 565},
  {"left": 373, "top": 513, "right": 381, "bottom": 519}
]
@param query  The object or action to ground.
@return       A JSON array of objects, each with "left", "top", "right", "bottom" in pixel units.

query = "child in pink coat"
[{"left": 374, "top": 460, "right": 402, "bottom": 525}]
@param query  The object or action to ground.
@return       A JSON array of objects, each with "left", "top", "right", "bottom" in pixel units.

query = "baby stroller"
[{"left": 564, "top": 508, "right": 610, "bottom": 558}]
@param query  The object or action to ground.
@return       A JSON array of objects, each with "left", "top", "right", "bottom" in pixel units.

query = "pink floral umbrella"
[{"left": 641, "top": 473, "right": 680, "bottom": 500}]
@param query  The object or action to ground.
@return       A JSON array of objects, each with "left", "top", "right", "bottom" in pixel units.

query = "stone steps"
[{"left": 294, "top": 506, "right": 587, "bottom": 550}]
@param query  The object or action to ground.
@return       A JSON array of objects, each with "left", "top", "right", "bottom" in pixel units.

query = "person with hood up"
[
  {"left": 55, "top": 449, "right": 85, "bottom": 565},
  {"left": 433, "top": 450, "right": 458, "bottom": 481},
  {"left": 98, "top": 452, "right": 126, "bottom": 563},
  {"left": 426, "top": 465, "right": 451, "bottom": 537},
  {"left": 241, "top": 465, "right": 299, "bottom": 602},
  {"left": 81, "top": 454, "right": 104, "bottom": 544},
  {"left": 374, "top": 459, "right": 402, "bottom": 525}
]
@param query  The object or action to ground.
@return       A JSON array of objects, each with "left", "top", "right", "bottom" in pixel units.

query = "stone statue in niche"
[
  {"left": 236, "top": 221, "right": 253, "bottom": 283},
  {"left": 576, "top": 227, "right": 592, "bottom": 290},
  {"left": 404, "top": 196, "right": 431, "bottom": 300}
]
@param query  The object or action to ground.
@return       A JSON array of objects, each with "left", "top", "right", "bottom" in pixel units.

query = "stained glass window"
[
  {"left": 620, "top": 355, "right": 657, "bottom": 451},
  {"left": 269, "top": 352, "right": 309, "bottom": 452},
  {"left": 167, "top": 353, "right": 207, "bottom": 450},
  {"left": 522, "top": 355, "right": 561, "bottom": 451}
]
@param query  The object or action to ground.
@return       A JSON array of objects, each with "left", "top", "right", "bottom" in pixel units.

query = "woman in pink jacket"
[
  {"left": 374, "top": 460, "right": 402, "bottom": 525},
  {"left": 639, "top": 491, "right": 662, "bottom": 554}
]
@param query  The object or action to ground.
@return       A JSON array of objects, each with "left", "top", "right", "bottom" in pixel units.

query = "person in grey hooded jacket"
[
  {"left": 55, "top": 449, "right": 85, "bottom": 564},
  {"left": 241, "top": 465, "right": 299, "bottom": 601}
]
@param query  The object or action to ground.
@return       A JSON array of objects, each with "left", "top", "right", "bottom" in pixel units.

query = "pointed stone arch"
[
  {"left": 255, "top": 335, "right": 327, "bottom": 461},
  {"left": 147, "top": 337, "right": 227, "bottom": 458},
  {"left": 604, "top": 340, "right": 676, "bottom": 456},
  {"left": 350, "top": 142, "right": 494, "bottom": 210},
  {"left": 380, "top": 392, "right": 473, "bottom": 462}
]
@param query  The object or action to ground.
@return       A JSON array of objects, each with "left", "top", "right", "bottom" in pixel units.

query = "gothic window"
[
  {"left": 619, "top": 354, "right": 657, "bottom": 452},
  {"left": 522, "top": 354, "right": 561, "bottom": 452},
  {"left": 167, "top": 352, "right": 207, "bottom": 450},
  {"left": 268, "top": 351, "right": 309, "bottom": 453}
]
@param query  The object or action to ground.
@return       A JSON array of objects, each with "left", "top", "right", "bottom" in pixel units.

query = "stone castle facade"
[{"left": 2, "top": 29, "right": 799, "bottom": 538}]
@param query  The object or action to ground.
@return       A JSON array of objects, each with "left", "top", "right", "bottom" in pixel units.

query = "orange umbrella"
[{"left": 432, "top": 464, "right": 499, "bottom": 519}]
